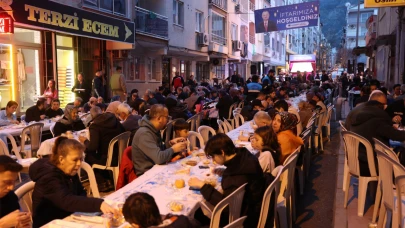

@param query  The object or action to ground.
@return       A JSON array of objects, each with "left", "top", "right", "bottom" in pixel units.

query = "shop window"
[
  {"left": 82, "top": 0, "right": 127, "bottom": 17},
  {"left": 148, "top": 58, "right": 157, "bottom": 81},
  {"left": 14, "top": 28, "right": 41, "bottom": 44},
  {"left": 0, "top": 44, "right": 12, "bottom": 108},
  {"left": 56, "top": 35, "right": 75, "bottom": 107},
  {"left": 196, "top": 62, "right": 209, "bottom": 81},
  {"left": 180, "top": 60, "right": 186, "bottom": 77},
  {"left": 19, "top": 47, "right": 41, "bottom": 112},
  {"left": 215, "top": 65, "right": 225, "bottom": 79},
  {"left": 134, "top": 57, "right": 140, "bottom": 80}
]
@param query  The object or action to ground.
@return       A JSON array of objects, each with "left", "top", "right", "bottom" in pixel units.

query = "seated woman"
[
  {"left": 123, "top": 192, "right": 200, "bottom": 228},
  {"left": 272, "top": 112, "right": 303, "bottom": 164},
  {"left": 251, "top": 126, "right": 281, "bottom": 172},
  {"left": 188, "top": 134, "right": 264, "bottom": 227},
  {"left": 83, "top": 97, "right": 97, "bottom": 113},
  {"left": 53, "top": 105, "right": 85, "bottom": 137},
  {"left": 0, "top": 101, "right": 19, "bottom": 125},
  {"left": 29, "top": 137, "right": 116, "bottom": 227}
]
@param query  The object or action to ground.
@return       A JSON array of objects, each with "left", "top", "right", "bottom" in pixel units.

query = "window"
[
  {"left": 196, "top": 62, "right": 209, "bottom": 81},
  {"left": 195, "top": 11, "right": 203, "bottom": 32},
  {"left": 82, "top": 0, "right": 126, "bottom": 16},
  {"left": 282, "top": 44, "right": 285, "bottom": 55},
  {"left": 272, "top": 38, "right": 275, "bottom": 51},
  {"left": 231, "top": 23, "right": 238, "bottom": 41},
  {"left": 215, "top": 65, "right": 226, "bottom": 79},
  {"left": 173, "top": 0, "right": 184, "bottom": 26},
  {"left": 148, "top": 58, "right": 156, "bottom": 80},
  {"left": 361, "top": 12, "right": 372, "bottom": 23},
  {"left": 212, "top": 13, "right": 226, "bottom": 45},
  {"left": 277, "top": 41, "right": 280, "bottom": 52}
]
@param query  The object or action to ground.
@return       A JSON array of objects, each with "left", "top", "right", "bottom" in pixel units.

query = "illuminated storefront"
[{"left": 0, "top": 0, "right": 134, "bottom": 111}]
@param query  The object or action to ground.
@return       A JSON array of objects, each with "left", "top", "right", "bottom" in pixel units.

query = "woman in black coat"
[
  {"left": 53, "top": 105, "right": 85, "bottom": 137},
  {"left": 188, "top": 134, "right": 264, "bottom": 227},
  {"left": 29, "top": 137, "right": 116, "bottom": 228}
]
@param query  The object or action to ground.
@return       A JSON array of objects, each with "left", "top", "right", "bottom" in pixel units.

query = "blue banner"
[{"left": 254, "top": 1, "right": 319, "bottom": 33}]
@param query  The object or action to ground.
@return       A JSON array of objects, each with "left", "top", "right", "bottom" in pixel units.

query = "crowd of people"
[{"left": 0, "top": 69, "right": 341, "bottom": 227}]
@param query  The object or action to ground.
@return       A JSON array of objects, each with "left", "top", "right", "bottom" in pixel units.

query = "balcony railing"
[
  {"left": 135, "top": 7, "right": 168, "bottom": 40},
  {"left": 210, "top": 0, "right": 227, "bottom": 11},
  {"left": 249, "top": 1, "right": 255, "bottom": 11},
  {"left": 249, "top": 34, "right": 255, "bottom": 44},
  {"left": 212, "top": 34, "right": 227, "bottom": 45}
]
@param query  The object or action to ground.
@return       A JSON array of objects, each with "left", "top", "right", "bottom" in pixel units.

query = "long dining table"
[{"left": 42, "top": 121, "right": 255, "bottom": 227}]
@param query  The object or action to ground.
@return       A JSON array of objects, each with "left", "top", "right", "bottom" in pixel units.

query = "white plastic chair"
[
  {"left": 92, "top": 131, "right": 131, "bottom": 190},
  {"left": 297, "top": 128, "right": 312, "bottom": 195},
  {"left": 394, "top": 169, "right": 405, "bottom": 228},
  {"left": 342, "top": 131, "right": 378, "bottom": 217},
  {"left": 50, "top": 124, "right": 56, "bottom": 137},
  {"left": 11, "top": 123, "right": 44, "bottom": 158},
  {"left": 200, "top": 183, "right": 248, "bottom": 228},
  {"left": 324, "top": 105, "right": 334, "bottom": 142},
  {"left": 187, "top": 114, "right": 199, "bottom": 132},
  {"left": 237, "top": 101, "right": 244, "bottom": 109},
  {"left": 375, "top": 151, "right": 405, "bottom": 228},
  {"left": 15, "top": 181, "right": 35, "bottom": 214},
  {"left": 227, "top": 102, "right": 238, "bottom": 120},
  {"left": 223, "top": 118, "right": 234, "bottom": 132},
  {"left": 187, "top": 131, "right": 205, "bottom": 151},
  {"left": 224, "top": 216, "right": 247, "bottom": 228},
  {"left": 339, "top": 120, "right": 349, "bottom": 193},
  {"left": 79, "top": 161, "right": 100, "bottom": 198},
  {"left": 233, "top": 113, "right": 245, "bottom": 128},
  {"left": 198, "top": 126, "right": 216, "bottom": 144},
  {"left": 277, "top": 151, "right": 299, "bottom": 228},
  {"left": 217, "top": 119, "right": 229, "bottom": 134},
  {"left": 257, "top": 168, "right": 282, "bottom": 228},
  {"left": 371, "top": 138, "right": 400, "bottom": 225}
]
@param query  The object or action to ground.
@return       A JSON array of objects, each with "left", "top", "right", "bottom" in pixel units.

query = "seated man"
[
  {"left": 116, "top": 103, "right": 141, "bottom": 144},
  {"left": 0, "top": 101, "right": 19, "bottom": 126},
  {"left": 45, "top": 99, "right": 64, "bottom": 118},
  {"left": 247, "top": 99, "right": 265, "bottom": 121},
  {"left": 0, "top": 155, "right": 31, "bottom": 228},
  {"left": 25, "top": 98, "right": 46, "bottom": 123},
  {"left": 132, "top": 104, "right": 187, "bottom": 176},
  {"left": 239, "top": 111, "right": 272, "bottom": 141}
]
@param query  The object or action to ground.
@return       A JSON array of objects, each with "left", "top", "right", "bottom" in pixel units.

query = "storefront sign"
[
  {"left": 254, "top": 1, "right": 319, "bottom": 33},
  {"left": 364, "top": 0, "right": 405, "bottom": 8},
  {"left": 0, "top": 14, "right": 13, "bottom": 34},
  {"left": 3, "top": 0, "right": 135, "bottom": 43}
]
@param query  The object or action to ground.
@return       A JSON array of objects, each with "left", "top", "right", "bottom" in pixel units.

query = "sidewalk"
[{"left": 333, "top": 100, "right": 376, "bottom": 228}]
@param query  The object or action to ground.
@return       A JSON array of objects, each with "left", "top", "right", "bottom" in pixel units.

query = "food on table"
[
  {"left": 112, "top": 216, "right": 125, "bottom": 227},
  {"left": 175, "top": 167, "right": 190, "bottom": 175},
  {"left": 204, "top": 177, "right": 217, "bottom": 187},
  {"left": 174, "top": 179, "right": 185, "bottom": 188},
  {"left": 185, "top": 160, "right": 198, "bottom": 166},
  {"left": 193, "top": 147, "right": 199, "bottom": 151},
  {"left": 197, "top": 152, "right": 206, "bottom": 158},
  {"left": 202, "top": 159, "right": 210, "bottom": 165},
  {"left": 102, "top": 214, "right": 113, "bottom": 228},
  {"left": 168, "top": 201, "right": 184, "bottom": 212}
]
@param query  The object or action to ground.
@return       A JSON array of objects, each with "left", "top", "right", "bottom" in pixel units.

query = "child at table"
[
  {"left": 250, "top": 126, "right": 281, "bottom": 173},
  {"left": 123, "top": 192, "right": 200, "bottom": 227},
  {"left": 170, "top": 119, "right": 191, "bottom": 162}
]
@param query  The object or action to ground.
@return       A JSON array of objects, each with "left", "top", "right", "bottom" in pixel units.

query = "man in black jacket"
[
  {"left": 216, "top": 90, "right": 234, "bottom": 120},
  {"left": 350, "top": 97, "right": 405, "bottom": 176},
  {"left": 385, "top": 98, "right": 405, "bottom": 126},
  {"left": 25, "top": 99, "right": 46, "bottom": 123},
  {"left": 45, "top": 99, "right": 64, "bottom": 118}
]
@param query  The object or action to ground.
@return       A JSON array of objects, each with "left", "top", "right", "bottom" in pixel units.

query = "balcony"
[
  {"left": 249, "top": 1, "right": 255, "bottom": 11},
  {"left": 209, "top": 0, "right": 227, "bottom": 11},
  {"left": 249, "top": 35, "right": 255, "bottom": 44},
  {"left": 135, "top": 6, "right": 168, "bottom": 40},
  {"left": 212, "top": 34, "right": 227, "bottom": 45}
]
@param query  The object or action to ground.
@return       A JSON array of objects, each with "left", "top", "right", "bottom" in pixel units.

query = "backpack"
[{"left": 173, "top": 76, "right": 183, "bottom": 88}]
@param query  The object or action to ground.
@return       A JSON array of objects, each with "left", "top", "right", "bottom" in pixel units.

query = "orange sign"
[{"left": 365, "top": 0, "right": 405, "bottom": 8}]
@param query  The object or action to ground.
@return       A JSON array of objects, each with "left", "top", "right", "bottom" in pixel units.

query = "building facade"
[{"left": 0, "top": 0, "right": 135, "bottom": 112}]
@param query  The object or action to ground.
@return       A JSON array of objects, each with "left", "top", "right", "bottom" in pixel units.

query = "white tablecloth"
[
  {"left": 37, "top": 129, "right": 89, "bottom": 156},
  {"left": 104, "top": 156, "right": 221, "bottom": 217},
  {"left": 0, "top": 120, "right": 55, "bottom": 136}
]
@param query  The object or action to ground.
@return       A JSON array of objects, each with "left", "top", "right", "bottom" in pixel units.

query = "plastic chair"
[
  {"left": 227, "top": 102, "right": 238, "bottom": 120},
  {"left": 79, "top": 161, "right": 100, "bottom": 198},
  {"left": 324, "top": 105, "right": 334, "bottom": 142},
  {"left": 217, "top": 119, "right": 229, "bottom": 134},
  {"left": 313, "top": 112, "right": 324, "bottom": 153},
  {"left": 199, "top": 183, "right": 247, "bottom": 228},
  {"left": 339, "top": 120, "right": 347, "bottom": 131},
  {"left": 50, "top": 124, "right": 56, "bottom": 137},
  {"left": 187, "top": 131, "right": 205, "bottom": 151},
  {"left": 257, "top": 169, "right": 282, "bottom": 228},
  {"left": 17, "top": 123, "right": 44, "bottom": 158},
  {"left": 394, "top": 169, "right": 405, "bottom": 228},
  {"left": 15, "top": 181, "right": 35, "bottom": 213},
  {"left": 196, "top": 112, "right": 203, "bottom": 130},
  {"left": 187, "top": 114, "right": 199, "bottom": 132},
  {"left": 224, "top": 216, "right": 247, "bottom": 228},
  {"left": 233, "top": 113, "right": 245, "bottom": 128},
  {"left": 92, "top": 131, "right": 131, "bottom": 190},
  {"left": 375, "top": 151, "right": 405, "bottom": 228},
  {"left": 371, "top": 138, "right": 400, "bottom": 225},
  {"left": 342, "top": 131, "right": 378, "bottom": 217},
  {"left": 277, "top": 151, "right": 299, "bottom": 228},
  {"left": 237, "top": 101, "right": 244, "bottom": 109},
  {"left": 297, "top": 128, "right": 312, "bottom": 195},
  {"left": 223, "top": 118, "right": 234, "bottom": 132},
  {"left": 198, "top": 126, "right": 216, "bottom": 144}
]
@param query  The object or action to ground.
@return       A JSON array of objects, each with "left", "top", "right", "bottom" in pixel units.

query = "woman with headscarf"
[
  {"left": 272, "top": 112, "right": 303, "bottom": 164},
  {"left": 53, "top": 105, "right": 85, "bottom": 137}
]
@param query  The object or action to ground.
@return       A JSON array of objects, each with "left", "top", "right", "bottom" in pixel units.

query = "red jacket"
[{"left": 116, "top": 146, "right": 137, "bottom": 190}]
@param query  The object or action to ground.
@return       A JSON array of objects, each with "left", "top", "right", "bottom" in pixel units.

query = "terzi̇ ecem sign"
[
  {"left": 2, "top": 0, "right": 135, "bottom": 43},
  {"left": 364, "top": 0, "right": 405, "bottom": 8}
]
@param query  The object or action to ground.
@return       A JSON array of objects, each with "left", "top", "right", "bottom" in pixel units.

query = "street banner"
[
  {"left": 254, "top": 1, "right": 319, "bottom": 33},
  {"left": 364, "top": 0, "right": 405, "bottom": 8}
]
